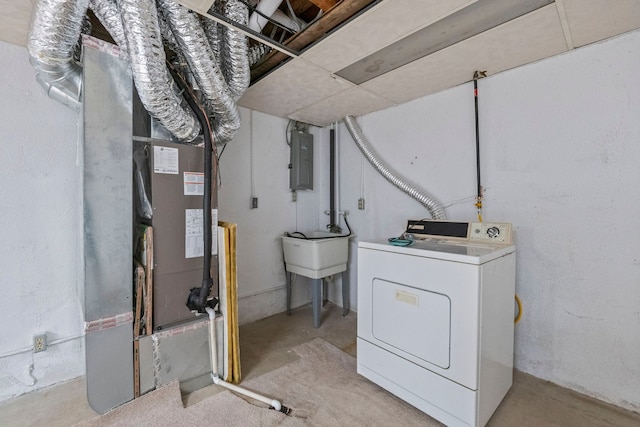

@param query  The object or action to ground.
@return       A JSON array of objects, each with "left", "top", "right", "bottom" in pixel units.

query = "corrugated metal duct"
[
  {"left": 344, "top": 116, "right": 447, "bottom": 220},
  {"left": 28, "top": 0, "right": 90, "bottom": 111},
  {"left": 28, "top": 0, "right": 251, "bottom": 144}
]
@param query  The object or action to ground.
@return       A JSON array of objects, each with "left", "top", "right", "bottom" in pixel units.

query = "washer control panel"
[
  {"left": 469, "top": 222, "right": 512, "bottom": 244},
  {"left": 405, "top": 220, "right": 513, "bottom": 245}
]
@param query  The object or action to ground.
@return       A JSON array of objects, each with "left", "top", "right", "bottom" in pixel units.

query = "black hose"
[
  {"left": 284, "top": 214, "right": 352, "bottom": 240},
  {"left": 167, "top": 63, "right": 217, "bottom": 312}
]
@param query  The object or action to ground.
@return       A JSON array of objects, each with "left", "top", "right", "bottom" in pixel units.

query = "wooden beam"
[
  {"left": 251, "top": 0, "right": 376, "bottom": 81},
  {"left": 309, "top": 0, "right": 338, "bottom": 12}
]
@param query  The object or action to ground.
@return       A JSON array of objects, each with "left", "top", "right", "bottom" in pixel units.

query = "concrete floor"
[{"left": 1, "top": 303, "right": 639, "bottom": 426}]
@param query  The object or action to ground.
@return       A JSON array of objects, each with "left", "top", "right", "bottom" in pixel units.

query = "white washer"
[{"left": 357, "top": 221, "right": 516, "bottom": 427}]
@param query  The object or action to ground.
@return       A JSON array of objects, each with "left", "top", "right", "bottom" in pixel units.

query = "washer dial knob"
[{"left": 487, "top": 226, "right": 500, "bottom": 238}]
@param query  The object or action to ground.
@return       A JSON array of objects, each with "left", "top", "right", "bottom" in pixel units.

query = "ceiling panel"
[
  {"left": 561, "top": 0, "right": 640, "bottom": 48},
  {"left": 362, "top": 4, "right": 568, "bottom": 105},
  {"left": 300, "top": 0, "right": 477, "bottom": 73},
  {"left": 289, "top": 86, "right": 395, "bottom": 126},
  {"left": 237, "top": 58, "right": 351, "bottom": 118},
  {"left": 0, "top": 1, "right": 34, "bottom": 47}
]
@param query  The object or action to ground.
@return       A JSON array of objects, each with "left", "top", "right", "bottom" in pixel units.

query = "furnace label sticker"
[
  {"left": 153, "top": 146, "right": 179, "bottom": 174},
  {"left": 185, "top": 208, "right": 218, "bottom": 258},
  {"left": 184, "top": 172, "right": 204, "bottom": 196}
]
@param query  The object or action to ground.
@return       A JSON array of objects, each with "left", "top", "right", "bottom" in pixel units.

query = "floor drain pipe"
[{"left": 205, "top": 307, "right": 289, "bottom": 414}]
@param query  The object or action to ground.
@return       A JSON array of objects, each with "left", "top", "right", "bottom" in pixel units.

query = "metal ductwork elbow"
[
  {"left": 28, "top": 0, "right": 90, "bottom": 111},
  {"left": 343, "top": 116, "right": 447, "bottom": 220}
]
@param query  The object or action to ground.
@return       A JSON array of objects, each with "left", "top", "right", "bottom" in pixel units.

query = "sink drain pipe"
[{"left": 205, "top": 307, "right": 290, "bottom": 414}]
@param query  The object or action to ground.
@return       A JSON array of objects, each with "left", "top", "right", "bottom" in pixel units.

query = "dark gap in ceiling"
[{"left": 249, "top": 0, "right": 379, "bottom": 83}]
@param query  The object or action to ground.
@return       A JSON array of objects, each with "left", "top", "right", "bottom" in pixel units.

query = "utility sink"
[{"left": 281, "top": 231, "right": 353, "bottom": 279}]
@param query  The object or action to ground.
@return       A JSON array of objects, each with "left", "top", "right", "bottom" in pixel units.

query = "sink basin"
[{"left": 281, "top": 232, "right": 353, "bottom": 279}]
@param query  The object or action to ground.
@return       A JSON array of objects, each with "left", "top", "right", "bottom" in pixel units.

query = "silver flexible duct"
[
  {"left": 248, "top": 43, "right": 271, "bottom": 66},
  {"left": 117, "top": 0, "right": 200, "bottom": 141},
  {"left": 343, "top": 116, "right": 447, "bottom": 220},
  {"left": 158, "top": 0, "right": 241, "bottom": 144},
  {"left": 202, "top": 4, "right": 223, "bottom": 70},
  {"left": 28, "top": 0, "right": 90, "bottom": 111},
  {"left": 220, "top": 0, "right": 250, "bottom": 100},
  {"left": 73, "top": 15, "right": 92, "bottom": 62},
  {"left": 157, "top": 5, "right": 184, "bottom": 61},
  {"left": 89, "top": 0, "right": 128, "bottom": 52}
]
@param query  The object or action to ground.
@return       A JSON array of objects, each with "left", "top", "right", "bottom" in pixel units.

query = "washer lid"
[{"left": 359, "top": 239, "right": 515, "bottom": 264}]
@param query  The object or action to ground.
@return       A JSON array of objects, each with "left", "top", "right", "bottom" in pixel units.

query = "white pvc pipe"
[
  {"left": 205, "top": 307, "right": 284, "bottom": 412},
  {"left": 248, "top": 0, "right": 283, "bottom": 32},
  {"left": 270, "top": 9, "right": 301, "bottom": 32}
]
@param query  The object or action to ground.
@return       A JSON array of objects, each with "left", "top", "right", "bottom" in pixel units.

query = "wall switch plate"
[
  {"left": 251, "top": 197, "right": 258, "bottom": 209},
  {"left": 33, "top": 333, "right": 47, "bottom": 353},
  {"left": 358, "top": 198, "right": 365, "bottom": 210}
]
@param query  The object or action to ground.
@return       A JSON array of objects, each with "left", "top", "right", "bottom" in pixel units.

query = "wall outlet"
[
  {"left": 33, "top": 333, "right": 47, "bottom": 353},
  {"left": 251, "top": 197, "right": 258, "bottom": 209},
  {"left": 358, "top": 198, "right": 365, "bottom": 210}
]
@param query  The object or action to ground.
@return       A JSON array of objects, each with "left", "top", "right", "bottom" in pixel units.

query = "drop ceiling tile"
[
  {"left": 362, "top": 4, "right": 568, "bottom": 105},
  {"left": 0, "top": 2, "right": 34, "bottom": 47},
  {"left": 301, "top": 0, "right": 477, "bottom": 73},
  {"left": 238, "top": 58, "right": 351, "bottom": 118},
  {"left": 561, "top": 0, "right": 640, "bottom": 48},
  {"left": 289, "top": 86, "right": 395, "bottom": 126}
]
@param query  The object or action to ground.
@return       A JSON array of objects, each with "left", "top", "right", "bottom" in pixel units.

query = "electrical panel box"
[
  {"left": 289, "top": 131, "right": 313, "bottom": 190},
  {"left": 134, "top": 139, "right": 218, "bottom": 330}
]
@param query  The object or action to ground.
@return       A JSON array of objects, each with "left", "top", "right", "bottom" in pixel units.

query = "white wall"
[
  {"left": 335, "top": 30, "right": 640, "bottom": 411},
  {"left": 0, "top": 41, "right": 84, "bottom": 401},
  {"left": 218, "top": 108, "right": 330, "bottom": 324}
]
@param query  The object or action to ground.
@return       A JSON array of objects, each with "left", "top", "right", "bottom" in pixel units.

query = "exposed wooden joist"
[{"left": 309, "top": 0, "right": 338, "bottom": 12}]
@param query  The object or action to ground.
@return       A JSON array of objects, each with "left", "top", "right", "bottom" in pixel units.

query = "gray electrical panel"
[{"left": 289, "top": 131, "right": 313, "bottom": 190}]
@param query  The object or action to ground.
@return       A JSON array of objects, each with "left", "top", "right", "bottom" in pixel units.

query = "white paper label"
[
  {"left": 153, "top": 146, "right": 179, "bottom": 174},
  {"left": 184, "top": 172, "right": 205, "bottom": 196},
  {"left": 185, "top": 208, "right": 218, "bottom": 258}
]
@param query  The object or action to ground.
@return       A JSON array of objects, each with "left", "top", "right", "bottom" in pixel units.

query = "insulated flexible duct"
[
  {"left": 343, "top": 116, "right": 447, "bottom": 220},
  {"left": 248, "top": 43, "right": 271, "bottom": 66},
  {"left": 202, "top": 3, "right": 223, "bottom": 70},
  {"left": 159, "top": 0, "right": 241, "bottom": 144},
  {"left": 89, "top": 0, "right": 127, "bottom": 52},
  {"left": 28, "top": 0, "right": 90, "bottom": 111},
  {"left": 31, "top": 0, "right": 248, "bottom": 144},
  {"left": 220, "top": 0, "right": 250, "bottom": 100},
  {"left": 117, "top": 0, "right": 200, "bottom": 141}
]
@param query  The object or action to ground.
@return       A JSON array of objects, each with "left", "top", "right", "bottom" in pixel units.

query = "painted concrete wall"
[
  {"left": 334, "top": 30, "right": 639, "bottom": 411},
  {"left": 0, "top": 41, "right": 84, "bottom": 401},
  {"left": 217, "top": 108, "right": 330, "bottom": 324}
]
